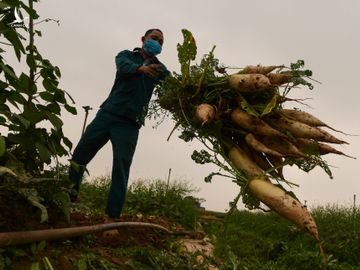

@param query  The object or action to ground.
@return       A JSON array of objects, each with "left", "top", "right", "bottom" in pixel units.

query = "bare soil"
[{"left": 0, "top": 192, "right": 188, "bottom": 269}]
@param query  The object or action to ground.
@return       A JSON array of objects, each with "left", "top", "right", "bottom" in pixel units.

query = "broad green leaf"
[
  {"left": 45, "top": 112, "right": 63, "bottom": 130},
  {"left": 177, "top": 29, "right": 197, "bottom": 84},
  {"left": 20, "top": 2, "right": 39, "bottom": 20},
  {"left": 26, "top": 54, "right": 36, "bottom": 70},
  {"left": 18, "top": 188, "right": 48, "bottom": 223},
  {"left": 17, "top": 72, "right": 30, "bottom": 93},
  {"left": 46, "top": 103, "right": 61, "bottom": 114},
  {"left": 261, "top": 93, "right": 279, "bottom": 116},
  {"left": 2, "top": 28, "right": 25, "bottom": 61},
  {"left": 54, "top": 90, "right": 66, "bottom": 103},
  {"left": 23, "top": 106, "right": 45, "bottom": 124},
  {"left": 62, "top": 136, "right": 73, "bottom": 150},
  {"left": 0, "top": 79, "right": 9, "bottom": 89},
  {"left": 13, "top": 113, "right": 30, "bottom": 128},
  {"left": 237, "top": 94, "right": 259, "bottom": 117},
  {"left": 3, "top": 0, "right": 20, "bottom": 8},
  {"left": 0, "top": 136, "right": 5, "bottom": 157},
  {"left": 54, "top": 66, "right": 61, "bottom": 77},
  {"left": 10, "top": 90, "right": 27, "bottom": 105},
  {"left": 0, "top": 62, "right": 17, "bottom": 79},
  {"left": 42, "top": 79, "right": 58, "bottom": 92},
  {"left": 64, "top": 104, "right": 77, "bottom": 114},
  {"left": 7, "top": 133, "right": 28, "bottom": 144},
  {"left": 35, "top": 142, "right": 52, "bottom": 162},
  {"left": 39, "top": 91, "right": 54, "bottom": 102}
]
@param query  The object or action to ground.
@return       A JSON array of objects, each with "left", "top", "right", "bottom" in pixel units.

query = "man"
[{"left": 68, "top": 29, "right": 169, "bottom": 223}]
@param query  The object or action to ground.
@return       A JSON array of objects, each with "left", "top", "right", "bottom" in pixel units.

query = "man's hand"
[{"left": 138, "top": 64, "right": 163, "bottom": 77}]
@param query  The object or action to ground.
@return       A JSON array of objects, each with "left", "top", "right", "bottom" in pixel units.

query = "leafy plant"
[
  {"left": 0, "top": 0, "right": 77, "bottom": 174},
  {"left": 0, "top": 0, "right": 77, "bottom": 227}
]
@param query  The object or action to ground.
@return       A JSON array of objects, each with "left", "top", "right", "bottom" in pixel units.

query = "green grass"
[
  {"left": 2, "top": 176, "right": 360, "bottom": 269},
  {"left": 78, "top": 177, "right": 360, "bottom": 269},
  {"left": 204, "top": 205, "right": 360, "bottom": 270},
  {"left": 79, "top": 176, "right": 201, "bottom": 229}
]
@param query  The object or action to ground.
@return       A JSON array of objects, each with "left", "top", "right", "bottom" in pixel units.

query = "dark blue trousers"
[{"left": 69, "top": 109, "right": 139, "bottom": 217}]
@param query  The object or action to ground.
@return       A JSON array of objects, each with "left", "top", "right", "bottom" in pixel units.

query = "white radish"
[
  {"left": 195, "top": 104, "right": 216, "bottom": 125},
  {"left": 229, "top": 74, "right": 272, "bottom": 92}
]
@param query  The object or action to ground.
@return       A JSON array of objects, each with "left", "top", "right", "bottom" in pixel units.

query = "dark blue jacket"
[{"left": 100, "top": 48, "right": 169, "bottom": 126}]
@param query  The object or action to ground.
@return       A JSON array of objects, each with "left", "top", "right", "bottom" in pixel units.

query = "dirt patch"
[
  {"left": 0, "top": 189, "right": 42, "bottom": 231},
  {"left": 1, "top": 196, "right": 199, "bottom": 269}
]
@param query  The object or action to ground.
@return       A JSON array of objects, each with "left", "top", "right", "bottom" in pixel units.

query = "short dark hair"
[{"left": 144, "top": 28, "right": 163, "bottom": 37}]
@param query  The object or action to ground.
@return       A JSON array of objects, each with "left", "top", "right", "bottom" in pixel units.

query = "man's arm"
[
  {"left": 115, "top": 51, "right": 142, "bottom": 74},
  {"left": 116, "top": 50, "right": 167, "bottom": 78}
]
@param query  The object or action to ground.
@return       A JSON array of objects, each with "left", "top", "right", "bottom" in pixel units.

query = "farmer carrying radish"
[{"left": 68, "top": 29, "right": 169, "bottom": 224}]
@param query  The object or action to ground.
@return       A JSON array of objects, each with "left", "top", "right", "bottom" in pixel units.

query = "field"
[{"left": 1, "top": 177, "right": 359, "bottom": 270}]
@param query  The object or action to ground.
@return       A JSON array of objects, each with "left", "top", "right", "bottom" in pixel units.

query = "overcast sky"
[{"left": 26, "top": 0, "right": 360, "bottom": 211}]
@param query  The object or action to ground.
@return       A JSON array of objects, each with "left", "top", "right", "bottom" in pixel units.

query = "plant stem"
[{"left": 27, "top": 0, "right": 35, "bottom": 111}]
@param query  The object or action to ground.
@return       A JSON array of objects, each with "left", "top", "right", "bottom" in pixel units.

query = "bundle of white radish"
[{"left": 150, "top": 29, "right": 355, "bottom": 265}]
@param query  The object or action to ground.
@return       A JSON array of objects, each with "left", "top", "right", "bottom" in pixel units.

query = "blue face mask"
[{"left": 143, "top": 39, "right": 162, "bottom": 57}]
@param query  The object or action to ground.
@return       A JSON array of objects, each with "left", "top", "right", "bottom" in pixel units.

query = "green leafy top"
[{"left": 177, "top": 29, "right": 197, "bottom": 84}]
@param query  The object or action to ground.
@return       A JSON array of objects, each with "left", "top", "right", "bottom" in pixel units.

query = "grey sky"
[{"left": 29, "top": 0, "right": 360, "bottom": 211}]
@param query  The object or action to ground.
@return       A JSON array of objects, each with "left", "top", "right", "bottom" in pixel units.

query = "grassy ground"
[{"left": 1, "top": 177, "right": 359, "bottom": 269}]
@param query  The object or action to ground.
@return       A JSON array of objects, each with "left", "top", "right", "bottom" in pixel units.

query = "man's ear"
[{"left": 141, "top": 36, "right": 145, "bottom": 43}]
